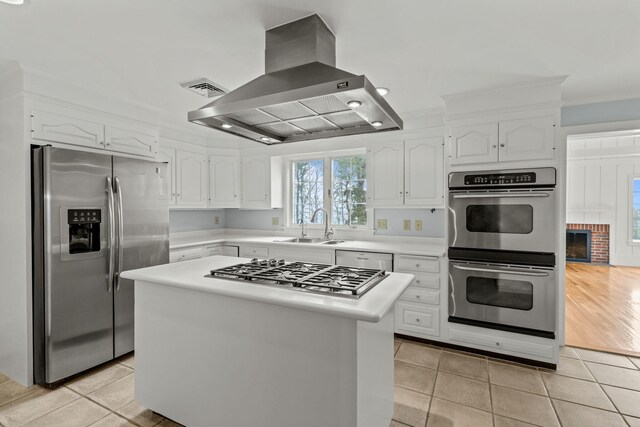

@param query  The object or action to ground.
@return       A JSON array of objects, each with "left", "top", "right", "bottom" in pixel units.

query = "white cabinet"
[
  {"left": 239, "top": 245, "right": 269, "bottom": 258},
  {"left": 209, "top": 154, "right": 240, "bottom": 208},
  {"left": 104, "top": 125, "right": 158, "bottom": 158},
  {"left": 366, "top": 141, "right": 404, "bottom": 206},
  {"left": 240, "top": 154, "right": 282, "bottom": 209},
  {"left": 449, "top": 116, "right": 555, "bottom": 165},
  {"left": 31, "top": 109, "right": 158, "bottom": 158},
  {"left": 31, "top": 110, "right": 104, "bottom": 149},
  {"left": 159, "top": 147, "right": 207, "bottom": 207},
  {"left": 394, "top": 254, "right": 443, "bottom": 339},
  {"left": 450, "top": 123, "right": 498, "bottom": 165},
  {"left": 169, "top": 247, "right": 204, "bottom": 263},
  {"left": 367, "top": 138, "right": 444, "bottom": 208}
]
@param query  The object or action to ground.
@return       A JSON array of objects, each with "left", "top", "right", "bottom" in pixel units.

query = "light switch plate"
[
  {"left": 377, "top": 219, "right": 388, "bottom": 230},
  {"left": 403, "top": 220, "right": 411, "bottom": 231},
  {"left": 415, "top": 220, "right": 423, "bottom": 231},
  {"left": 214, "top": 216, "right": 219, "bottom": 225},
  {"left": 272, "top": 216, "right": 279, "bottom": 226}
]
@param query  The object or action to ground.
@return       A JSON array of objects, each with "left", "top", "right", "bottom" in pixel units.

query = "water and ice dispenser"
[{"left": 67, "top": 209, "right": 101, "bottom": 254}]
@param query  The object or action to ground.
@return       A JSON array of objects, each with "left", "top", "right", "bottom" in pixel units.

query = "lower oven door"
[{"left": 449, "top": 260, "right": 556, "bottom": 336}]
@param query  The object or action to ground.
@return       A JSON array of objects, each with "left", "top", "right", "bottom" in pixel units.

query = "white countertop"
[
  {"left": 170, "top": 231, "right": 446, "bottom": 257},
  {"left": 121, "top": 256, "right": 415, "bottom": 322}
]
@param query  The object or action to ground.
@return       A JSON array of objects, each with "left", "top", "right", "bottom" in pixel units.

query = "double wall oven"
[{"left": 448, "top": 168, "right": 557, "bottom": 338}]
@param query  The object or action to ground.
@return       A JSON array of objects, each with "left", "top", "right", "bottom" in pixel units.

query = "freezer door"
[
  {"left": 36, "top": 147, "right": 115, "bottom": 384},
  {"left": 112, "top": 157, "right": 169, "bottom": 357}
]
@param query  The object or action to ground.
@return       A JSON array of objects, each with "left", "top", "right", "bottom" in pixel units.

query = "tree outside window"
[{"left": 291, "top": 155, "right": 367, "bottom": 227}]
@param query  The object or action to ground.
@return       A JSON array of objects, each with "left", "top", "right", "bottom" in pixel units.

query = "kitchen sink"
[
  {"left": 274, "top": 237, "right": 325, "bottom": 244},
  {"left": 320, "top": 240, "right": 346, "bottom": 245}
]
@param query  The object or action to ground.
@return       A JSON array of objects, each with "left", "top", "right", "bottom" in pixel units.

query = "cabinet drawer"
[
  {"left": 170, "top": 248, "right": 203, "bottom": 263},
  {"left": 448, "top": 326, "right": 554, "bottom": 361},
  {"left": 399, "top": 287, "right": 440, "bottom": 305},
  {"left": 395, "top": 302, "right": 440, "bottom": 337},
  {"left": 239, "top": 245, "right": 269, "bottom": 258},
  {"left": 221, "top": 246, "right": 239, "bottom": 257},
  {"left": 396, "top": 255, "right": 440, "bottom": 273},
  {"left": 204, "top": 245, "right": 222, "bottom": 256},
  {"left": 407, "top": 273, "right": 440, "bottom": 289}
]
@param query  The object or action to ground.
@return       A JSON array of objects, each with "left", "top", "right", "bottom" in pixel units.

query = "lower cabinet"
[
  {"left": 169, "top": 247, "right": 204, "bottom": 263},
  {"left": 239, "top": 245, "right": 269, "bottom": 258},
  {"left": 394, "top": 254, "right": 443, "bottom": 339}
]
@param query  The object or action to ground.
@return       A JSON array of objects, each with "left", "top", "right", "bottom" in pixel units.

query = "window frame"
[{"left": 285, "top": 149, "right": 370, "bottom": 230}]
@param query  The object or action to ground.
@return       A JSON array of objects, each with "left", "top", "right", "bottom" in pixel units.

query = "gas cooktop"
[{"left": 206, "top": 258, "right": 388, "bottom": 299}]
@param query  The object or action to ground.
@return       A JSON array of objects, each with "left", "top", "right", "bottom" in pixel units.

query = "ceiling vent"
[{"left": 180, "top": 78, "right": 228, "bottom": 98}]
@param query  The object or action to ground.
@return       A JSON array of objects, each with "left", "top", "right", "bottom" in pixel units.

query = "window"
[
  {"left": 291, "top": 155, "right": 367, "bottom": 227},
  {"left": 633, "top": 178, "right": 640, "bottom": 241}
]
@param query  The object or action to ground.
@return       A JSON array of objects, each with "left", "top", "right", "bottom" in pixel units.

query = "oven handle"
[
  {"left": 451, "top": 192, "right": 550, "bottom": 199},
  {"left": 452, "top": 265, "right": 550, "bottom": 277}
]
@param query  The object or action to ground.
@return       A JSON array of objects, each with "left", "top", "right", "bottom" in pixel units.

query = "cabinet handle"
[
  {"left": 496, "top": 342, "right": 500, "bottom": 346},
  {"left": 492, "top": 145, "right": 497, "bottom": 148},
  {"left": 399, "top": 192, "right": 403, "bottom": 194},
  {"left": 416, "top": 295, "right": 421, "bottom": 299},
  {"left": 416, "top": 318, "right": 421, "bottom": 323},
  {"left": 405, "top": 191, "right": 408, "bottom": 195},
  {"left": 416, "top": 264, "right": 421, "bottom": 268},
  {"left": 415, "top": 279, "right": 421, "bottom": 284},
  {"left": 500, "top": 144, "right": 505, "bottom": 147}
]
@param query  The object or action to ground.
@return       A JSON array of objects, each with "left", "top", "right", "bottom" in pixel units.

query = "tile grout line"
[
  {"left": 539, "top": 374, "right": 563, "bottom": 427},
  {"left": 422, "top": 349, "right": 441, "bottom": 427}
]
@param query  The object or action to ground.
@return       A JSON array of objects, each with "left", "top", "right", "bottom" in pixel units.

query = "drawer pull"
[
  {"left": 416, "top": 264, "right": 421, "bottom": 268},
  {"left": 415, "top": 280, "right": 421, "bottom": 284},
  {"left": 416, "top": 318, "right": 421, "bottom": 323},
  {"left": 496, "top": 342, "right": 500, "bottom": 346},
  {"left": 415, "top": 295, "right": 421, "bottom": 299}
]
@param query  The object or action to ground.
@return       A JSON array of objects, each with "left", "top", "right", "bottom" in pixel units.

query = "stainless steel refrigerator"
[{"left": 32, "top": 145, "right": 169, "bottom": 385}]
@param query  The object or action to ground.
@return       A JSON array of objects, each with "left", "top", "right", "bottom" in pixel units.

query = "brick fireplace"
[{"left": 566, "top": 224, "right": 610, "bottom": 264}]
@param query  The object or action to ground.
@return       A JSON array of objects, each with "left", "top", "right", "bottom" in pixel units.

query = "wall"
[
  {"left": 224, "top": 209, "right": 284, "bottom": 231},
  {"left": 0, "top": 68, "right": 31, "bottom": 385},
  {"left": 373, "top": 209, "right": 445, "bottom": 238},
  {"left": 566, "top": 132, "right": 640, "bottom": 266},
  {"left": 169, "top": 210, "right": 225, "bottom": 233},
  {"left": 562, "top": 98, "right": 640, "bottom": 127}
]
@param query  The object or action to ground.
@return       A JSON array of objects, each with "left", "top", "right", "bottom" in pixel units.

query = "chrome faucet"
[{"left": 310, "top": 208, "right": 334, "bottom": 240}]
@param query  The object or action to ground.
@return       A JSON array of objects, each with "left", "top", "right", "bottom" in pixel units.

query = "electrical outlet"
[
  {"left": 214, "top": 216, "right": 219, "bottom": 225},
  {"left": 272, "top": 216, "right": 279, "bottom": 226},
  {"left": 415, "top": 220, "right": 423, "bottom": 231},
  {"left": 403, "top": 220, "right": 411, "bottom": 231},
  {"left": 376, "top": 219, "right": 388, "bottom": 230}
]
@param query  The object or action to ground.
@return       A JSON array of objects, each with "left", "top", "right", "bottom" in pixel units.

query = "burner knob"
[
  {"left": 278, "top": 259, "right": 286, "bottom": 265},
  {"left": 268, "top": 258, "right": 278, "bottom": 266},
  {"left": 251, "top": 258, "right": 259, "bottom": 264}
]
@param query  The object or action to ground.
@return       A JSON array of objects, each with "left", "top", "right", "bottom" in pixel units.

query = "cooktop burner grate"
[{"left": 206, "top": 259, "right": 388, "bottom": 299}]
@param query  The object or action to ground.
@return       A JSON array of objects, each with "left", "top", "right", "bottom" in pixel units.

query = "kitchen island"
[{"left": 121, "top": 256, "right": 414, "bottom": 427}]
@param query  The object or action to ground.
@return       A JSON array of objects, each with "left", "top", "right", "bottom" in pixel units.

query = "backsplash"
[
  {"left": 169, "top": 210, "right": 225, "bottom": 233},
  {"left": 224, "top": 209, "right": 284, "bottom": 231},
  {"left": 373, "top": 209, "right": 445, "bottom": 238}
]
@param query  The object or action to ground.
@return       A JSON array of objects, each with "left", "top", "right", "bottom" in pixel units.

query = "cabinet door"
[
  {"left": 498, "top": 116, "right": 555, "bottom": 162},
  {"left": 366, "top": 141, "right": 404, "bottom": 206},
  {"left": 176, "top": 150, "right": 207, "bottom": 207},
  {"left": 241, "top": 155, "right": 269, "bottom": 208},
  {"left": 31, "top": 110, "right": 104, "bottom": 149},
  {"left": 157, "top": 147, "right": 176, "bottom": 206},
  {"left": 404, "top": 137, "right": 444, "bottom": 206},
  {"left": 104, "top": 126, "right": 158, "bottom": 158},
  {"left": 209, "top": 154, "right": 240, "bottom": 207},
  {"left": 450, "top": 123, "right": 498, "bottom": 165}
]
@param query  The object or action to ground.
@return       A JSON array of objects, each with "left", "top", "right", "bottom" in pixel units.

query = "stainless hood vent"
[{"left": 188, "top": 14, "right": 403, "bottom": 145}]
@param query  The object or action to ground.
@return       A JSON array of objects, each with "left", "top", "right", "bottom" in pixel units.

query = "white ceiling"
[{"left": 1, "top": 0, "right": 639, "bottom": 131}]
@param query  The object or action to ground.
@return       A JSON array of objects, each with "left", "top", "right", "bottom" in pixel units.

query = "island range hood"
[{"left": 188, "top": 14, "right": 403, "bottom": 145}]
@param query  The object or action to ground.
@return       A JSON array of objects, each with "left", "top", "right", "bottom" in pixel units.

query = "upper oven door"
[{"left": 448, "top": 189, "right": 557, "bottom": 253}]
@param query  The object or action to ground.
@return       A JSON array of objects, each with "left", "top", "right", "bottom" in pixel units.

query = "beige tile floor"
[{"left": 1, "top": 340, "right": 640, "bottom": 426}]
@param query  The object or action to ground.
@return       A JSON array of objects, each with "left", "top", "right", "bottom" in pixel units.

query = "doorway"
[{"left": 564, "top": 131, "right": 640, "bottom": 356}]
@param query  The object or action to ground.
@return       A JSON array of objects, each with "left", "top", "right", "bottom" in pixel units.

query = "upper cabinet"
[
  {"left": 209, "top": 154, "right": 240, "bottom": 208},
  {"left": 450, "top": 117, "right": 554, "bottom": 166},
  {"left": 240, "top": 154, "right": 282, "bottom": 209},
  {"left": 367, "top": 137, "right": 444, "bottom": 208},
  {"left": 159, "top": 146, "right": 207, "bottom": 208},
  {"left": 31, "top": 109, "right": 158, "bottom": 158},
  {"left": 31, "top": 110, "right": 104, "bottom": 149}
]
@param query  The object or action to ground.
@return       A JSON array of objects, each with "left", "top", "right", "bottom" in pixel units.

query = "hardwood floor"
[{"left": 565, "top": 263, "right": 640, "bottom": 357}]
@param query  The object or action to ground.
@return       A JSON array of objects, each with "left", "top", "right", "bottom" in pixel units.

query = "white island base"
[{"left": 133, "top": 275, "right": 397, "bottom": 427}]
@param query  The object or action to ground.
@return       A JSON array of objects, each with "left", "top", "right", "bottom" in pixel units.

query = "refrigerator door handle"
[
  {"left": 114, "top": 176, "right": 124, "bottom": 291},
  {"left": 106, "top": 177, "right": 115, "bottom": 293}
]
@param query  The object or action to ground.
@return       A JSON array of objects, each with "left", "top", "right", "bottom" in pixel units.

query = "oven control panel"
[{"left": 464, "top": 172, "right": 536, "bottom": 186}]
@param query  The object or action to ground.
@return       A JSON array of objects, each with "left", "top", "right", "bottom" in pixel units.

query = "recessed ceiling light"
[
  {"left": 260, "top": 137, "right": 270, "bottom": 142},
  {"left": 376, "top": 87, "right": 389, "bottom": 96},
  {"left": 347, "top": 100, "right": 362, "bottom": 108},
  {"left": 0, "top": 0, "right": 25, "bottom": 4},
  {"left": 371, "top": 121, "right": 383, "bottom": 127},
  {"left": 221, "top": 123, "right": 232, "bottom": 129}
]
